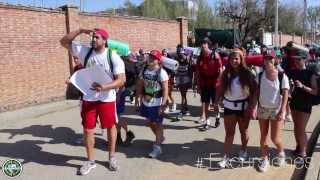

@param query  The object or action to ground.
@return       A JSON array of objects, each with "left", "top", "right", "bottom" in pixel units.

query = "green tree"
[
  {"left": 194, "top": 0, "right": 215, "bottom": 29},
  {"left": 141, "top": 0, "right": 169, "bottom": 19},
  {"left": 123, "top": 0, "right": 142, "bottom": 16},
  {"left": 278, "top": 6, "right": 303, "bottom": 36}
]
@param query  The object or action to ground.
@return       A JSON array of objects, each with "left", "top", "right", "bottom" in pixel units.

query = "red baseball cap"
[
  {"left": 149, "top": 50, "right": 162, "bottom": 61},
  {"left": 94, "top": 28, "right": 109, "bottom": 40}
]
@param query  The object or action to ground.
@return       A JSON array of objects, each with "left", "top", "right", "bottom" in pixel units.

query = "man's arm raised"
[{"left": 60, "top": 28, "right": 93, "bottom": 49}]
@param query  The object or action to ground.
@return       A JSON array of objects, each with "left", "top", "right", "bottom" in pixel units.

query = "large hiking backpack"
[{"left": 124, "top": 60, "right": 138, "bottom": 89}]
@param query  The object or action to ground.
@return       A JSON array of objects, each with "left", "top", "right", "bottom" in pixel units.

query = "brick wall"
[
  {"left": 278, "top": 33, "right": 304, "bottom": 46},
  {"left": 0, "top": 5, "right": 68, "bottom": 112},
  {"left": 272, "top": 33, "right": 304, "bottom": 46},
  {"left": 0, "top": 4, "right": 188, "bottom": 112}
]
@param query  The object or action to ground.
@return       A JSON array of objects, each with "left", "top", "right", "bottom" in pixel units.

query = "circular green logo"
[{"left": 2, "top": 159, "right": 23, "bottom": 178}]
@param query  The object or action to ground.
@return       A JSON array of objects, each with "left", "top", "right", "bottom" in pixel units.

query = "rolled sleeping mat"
[
  {"left": 183, "top": 48, "right": 193, "bottom": 56},
  {"left": 107, "top": 39, "right": 130, "bottom": 56},
  {"left": 245, "top": 55, "right": 264, "bottom": 67},
  {"left": 287, "top": 42, "right": 309, "bottom": 53},
  {"left": 161, "top": 56, "right": 179, "bottom": 71},
  {"left": 185, "top": 47, "right": 201, "bottom": 56}
]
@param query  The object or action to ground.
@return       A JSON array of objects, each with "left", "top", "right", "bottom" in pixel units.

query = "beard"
[{"left": 91, "top": 42, "right": 104, "bottom": 51}]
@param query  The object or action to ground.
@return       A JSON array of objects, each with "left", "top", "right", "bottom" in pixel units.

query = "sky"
[{"left": 0, "top": 0, "right": 319, "bottom": 12}]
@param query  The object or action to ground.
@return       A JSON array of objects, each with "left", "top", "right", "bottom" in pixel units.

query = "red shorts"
[{"left": 81, "top": 100, "right": 117, "bottom": 129}]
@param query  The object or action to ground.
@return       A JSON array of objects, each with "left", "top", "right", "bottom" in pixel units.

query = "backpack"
[
  {"left": 124, "top": 60, "right": 138, "bottom": 88},
  {"left": 66, "top": 48, "right": 114, "bottom": 100},
  {"left": 312, "top": 75, "right": 320, "bottom": 106},
  {"left": 257, "top": 71, "right": 284, "bottom": 105}
]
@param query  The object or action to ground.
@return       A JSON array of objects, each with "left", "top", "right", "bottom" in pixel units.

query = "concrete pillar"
[{"left": 176, "top": 17, "right": 188, "bottom": 47}]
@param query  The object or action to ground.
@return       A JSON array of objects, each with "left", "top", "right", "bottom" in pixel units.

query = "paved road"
[{"left": 0, "top": 92, "right": 319, "bottom": 180}]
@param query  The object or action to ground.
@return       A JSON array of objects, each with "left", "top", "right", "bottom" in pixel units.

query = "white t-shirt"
[
  {"left": 257, "top": 71, "right": 290, "bottom": 109},
  {"left": 71, "top": 42, "right": 125, "bottom": 102},
  {"left": 223, "top": 76, "right": 250, "bottom": 110},
  {"left": 141, "top": 68, "right": 168, "bottom": 107}
]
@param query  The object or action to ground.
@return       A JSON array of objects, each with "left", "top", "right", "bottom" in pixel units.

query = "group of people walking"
[{"left": 60, "top": 27, "right": 319, "bottom": 175}]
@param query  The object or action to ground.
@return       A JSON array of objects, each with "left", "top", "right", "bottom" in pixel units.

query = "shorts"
[
  {"left": 81, "top": 100, "right": 117, "bottom": 129},
  {"left": 176, "top": 75, "right": 192, "bottom": 88},
  {"left": 290, "top": 100, "right": 312, "bottom": 114},
  {"left": 224, "top": 108, "right": 245, "bottom": 117},
  {"left": 257, "top": 106, "right": 280, "bottom": 120},
  {"left": 200, "top": 88, "right": 216, "bottom": 103},
  {"left": 140, "top": 103, "right": 163, "bottom": 123}
]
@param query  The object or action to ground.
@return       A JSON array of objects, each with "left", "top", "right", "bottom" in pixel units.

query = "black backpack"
[
  {"left": 124, "top": 60, "right": 138, "bottom": 88},
  {"left": 312, "top": 76, "right": 320, "bottom": 106}
]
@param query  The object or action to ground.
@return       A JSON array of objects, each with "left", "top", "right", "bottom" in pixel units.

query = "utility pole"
[
  {"left": 303, "top": 0, "right": 307, "bottom": 44},
  {"left": 275, "top": 0, "right": 279, "bottom": 47}
]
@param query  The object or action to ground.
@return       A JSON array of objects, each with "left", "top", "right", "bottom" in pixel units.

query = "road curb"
[
  {"left": 0, "top": 100, "right": 79, "bottom": 123},
  {"left": 305, "top": 120, "right": 320, "bottom": 180}
]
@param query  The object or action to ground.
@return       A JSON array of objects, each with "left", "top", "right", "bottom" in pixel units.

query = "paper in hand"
[{"left": 70, "top": 65, "right": 112, "bottom": 96}]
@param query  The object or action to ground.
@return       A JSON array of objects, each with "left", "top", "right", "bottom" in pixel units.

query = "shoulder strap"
[
  {"left": 278, "top": 72, "right": 284, "bottom": 94},
  {"left": 142, "top": 65, "right": 148, "bottom": 79},
  {"left": 84, "top": 48, "right": 93, "bottom": 68},
  {"left": 211, "top": 50, "right": 216, "bottom": 61},
  {"left": 107, "top": 48, "right": 115, "bottom": 79},
  {"left": 258, "top": 71, "right": 263, "bottom": 106},
  {"left": 157, "top": 68, "right": 162, "bottom": 83},
  {"left": 258, "top": 71, "right": 263, "bottom": 86}
]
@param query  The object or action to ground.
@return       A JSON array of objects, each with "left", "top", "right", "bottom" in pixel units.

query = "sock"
[
  {"left": 279, "top": 151, "right": 285, "bottom": 157},
  {"left": 89, "top": 160, "right": 95, "bottom": 164}
]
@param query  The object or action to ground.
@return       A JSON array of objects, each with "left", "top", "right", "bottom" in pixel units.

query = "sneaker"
[
  {"left": 214, "top": 118, "right": 220, "bottom": 128},
  {"left": 184, "top": 110, "right": 191, "bottom": 116},
  {"left": 196, "top": 117, "right": 206, "bottom": 124},
  {"left": 257, "top": 159, "right": 270, "bottom": 172},
  {"left": 201, "top": 124, "right": 211, "bottom": 131},
  {"left": 109, "top": 156, "right": 120, "bottom": 171},
  {"left": 274, "top": 152, "right": 286, "bottom": 167},
  {"left": 148, "top": 144, "right": 162, "bottom": 158},
  {"left": 79, "top": 161, "right": 96, "bottom": 175},
  {"left": 173, "top": 113, "right": 183, "bottom": 122},
  {"left": 123, "top": 131, "right": 135, "bottom": 146},
  {"left": 285, "top": 113, "right": 293, "bottom": 122},
  {"left": 294, "top": 154, "right": 307, "bottom": 166},
  {"left": 164, "top": 106, "right": 170, "bottom": 113},
  {"left": 238, "top": 149, "right": 248, "bottom": 162},
  {"left": 130, "top": 96, "right": 135, "bottom": 104},
  {"left": 170, "top": 103, "right": 177, "bottom": 112},
  {"left": 217, "top": 156, "right": 232, "bottom": 168}
]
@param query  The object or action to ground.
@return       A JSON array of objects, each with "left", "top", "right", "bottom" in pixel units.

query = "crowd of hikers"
[{"left": 60, "top": 28, "right": 320, "bottom": 175}]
